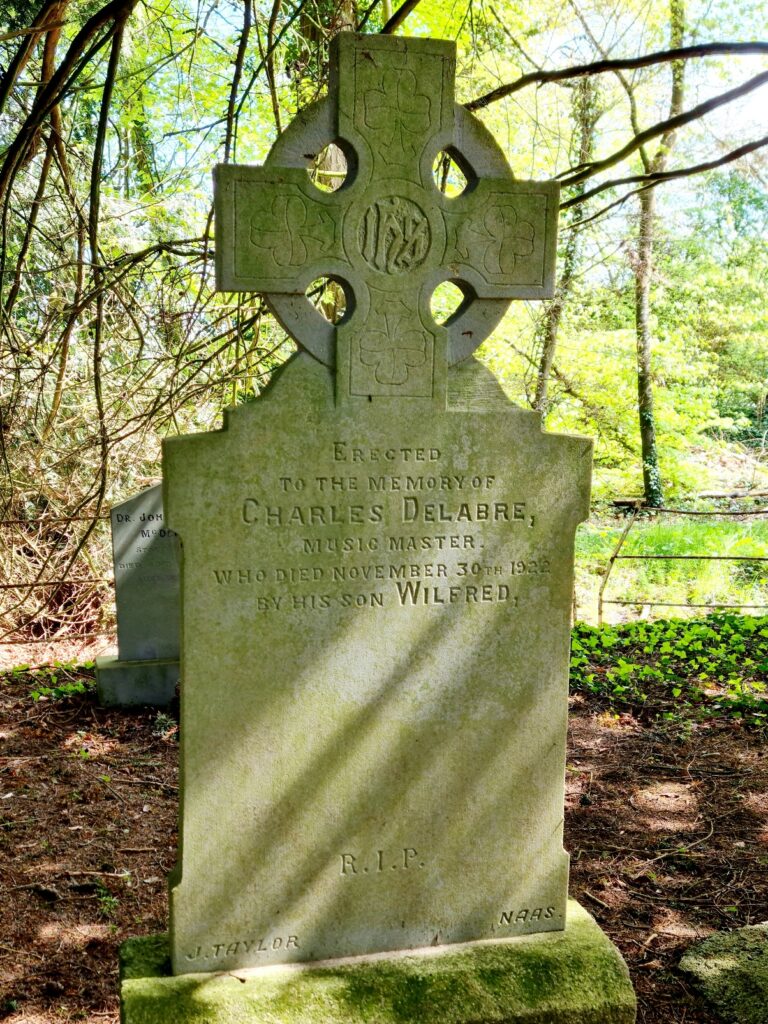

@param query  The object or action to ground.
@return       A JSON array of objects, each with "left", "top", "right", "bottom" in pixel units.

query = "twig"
[
  {"left": 224, "top": 0, "right": 253, "bottom": 161},
  {"left": 630, "top": 821, "right": 715, "bottom": 878},
  {"left": 108, "top": 775, "right": 178, "bottom": 791},
  {"left": 560, "top": 69, "right": 768, "bottom": 188},
  {"left": 561, "top": 132, "right": 768, "bottom": 210},
  {"left": 583, "top": 889, "right": 611, "bottom": 909},
  {"left": 64, "top": 869, "right": 130, "bottom": 877}
]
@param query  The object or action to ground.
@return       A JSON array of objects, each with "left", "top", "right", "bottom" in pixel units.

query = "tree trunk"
[
  {"left": 534, "top": 77, "right": 599, "bottom": 415},
  {"left": 630, "top": 0, "right": 685, "bottom": 507},
  {"left": 634, "top": 187, "right": 664, "bottom": 506}
]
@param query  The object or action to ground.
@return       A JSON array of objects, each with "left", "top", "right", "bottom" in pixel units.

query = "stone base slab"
[
  {"left": 680, "top": 920, "right": 768, "bottom": 1024},
  {"left": 120, "top": 900, "right": 636, "bottom": 1023},
  {"left": 96, "top": 655, "right": 178, "bottom": 707}
]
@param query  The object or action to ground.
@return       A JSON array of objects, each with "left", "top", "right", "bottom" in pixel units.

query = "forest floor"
[{"left": 0, "top": 667, "right": 766, "bottom": 1023}]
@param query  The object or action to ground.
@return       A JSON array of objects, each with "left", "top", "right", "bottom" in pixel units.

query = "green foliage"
[
  {"left": 571, "top": 613, "right": 768, "bottom": 729},
  {"left": 576, "top": 514, "right": 768, "bottom": 618},
  {"left": 1, "top": 0, "right": 40, "bottom": 31},
  {"left": 95, "top": 879, "right": 120, "bottom": 920},
  {"left": 152, "top": 711, "right": 179, "bottom": 741},
  {"left": 24, "top": 662, "right": 96, "bottom": 702}
]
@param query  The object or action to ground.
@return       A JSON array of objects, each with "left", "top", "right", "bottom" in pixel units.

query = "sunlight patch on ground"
[
  {"left": 631, "top": 782, "right": 701, "bottom": 832},
  {"left": 38, "top": 921, "right": 112, "bottom": 947},
  {"left": 0, "top": 638, "right": 112, "bottom": 672},
  {"left": 596, "top": 711, "right": 640, "bottom": 731},
  {"left": 62, "top": 731, "right": 120, "bottom": 756},
  {"left": 587, "top": 879, "right": 631, "bottom": 912},
  {"left": 744, "top": 790, "right": 768, "bottom": 818},
  {"left": 568, "top": 712, "right": 639, "bottom": 752},
  {"left": 564, "top": 768, "right": 587, "bottom": 805},
  {"left": 654, "top": 909, "right": 716, "bottom": 940},
  {"left": 29, "top": 858, "right": 72, "bottom": 876}
]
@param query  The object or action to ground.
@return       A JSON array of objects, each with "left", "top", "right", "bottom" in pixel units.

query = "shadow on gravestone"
[
  {"left": 96, "top": 483, "right": 180, "bottom": 706},
  {"left": 119, "top": 32, "right": 636, "bottom": 1024}
]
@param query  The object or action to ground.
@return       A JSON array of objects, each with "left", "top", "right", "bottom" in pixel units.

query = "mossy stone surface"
[
  {"left": 680, "top": 921, "right": 768, "bottom": 1024},
  {"left": 120, "top": 900, "right": 635, "bottom": 1024}
]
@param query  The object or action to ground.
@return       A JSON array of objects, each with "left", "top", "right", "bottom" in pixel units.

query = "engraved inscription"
[
  {"left": 241, "top": 500, "right": 385, "bottom": 526},
  {"left": 184, "top": 934, "right": 299, "bottom": 961},
  {"left": 340, "top": 847, "right": 425, "bottom": 875},
  {"left": 395, "top": 581, "right": 515, "bottom": 606},
  {"left": 212, "top": 442, "right": 552, "bottom": 615},
  {"left": 402, "top": 498, "right": 526, "bottom": 524},
  {"left": 332, "top": 443, "right": 441, "bottom": 462},
  {"left": 359, "top": 196, "right": 431, "bottom": 274},
  {"left": 499, "top": 907, "right": 555, "bottom": 925}
]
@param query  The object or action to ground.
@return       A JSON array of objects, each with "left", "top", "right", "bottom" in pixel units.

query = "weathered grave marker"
[
  {"left": 96, "top": 484, "right": 180, "bottom": 706},
  {"left": 120, "top": 32, "right": 635, "bottom": 1024}
]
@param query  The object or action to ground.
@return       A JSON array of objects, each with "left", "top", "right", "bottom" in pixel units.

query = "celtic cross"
[{"left": 215, "top": 33, "right": 558, "bottom": 402}]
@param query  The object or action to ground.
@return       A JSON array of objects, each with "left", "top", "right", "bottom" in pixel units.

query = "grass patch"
[{"left": 576, "top": 515, "right": 768, "bottom": 621}]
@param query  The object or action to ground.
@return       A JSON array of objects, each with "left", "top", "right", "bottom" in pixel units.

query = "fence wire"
[{"left": 598, "top": 504, "right": 768, "bottom": 624}]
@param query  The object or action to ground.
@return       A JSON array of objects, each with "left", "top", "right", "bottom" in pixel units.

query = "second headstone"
[{"left": 96, "top": 483, "right": 180, "bottom": 706}]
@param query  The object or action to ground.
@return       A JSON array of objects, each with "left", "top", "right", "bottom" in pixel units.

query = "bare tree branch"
[
  {"left": 0, "top": 0, "right": 138, "bottom": 206},
  {"left": 465, "top": 41, "right": 768, "bottom": 112},
  {"left": 356, "top": 0, "right": 384, "bottom": 32},
  {"left": 560, "top": 67, "right": 768, "bottom": 187},
  {"left": 561, "top": 132, "right": 768, "bottom": 210},
  {"left": 567, "top": 0, "right": 649, "bottom": 169},
  {"left": 0, "top": 19, "right": 68, "bottom": 43},
  {"left": 0, "top": 0, "right": 65, "bottom": 115},
  {"left": 224, "top": 0, "right": 253, "bottom": 160},
  {"left": 89, "top": 17, "right": 125, "bottom": 514},
  {"left": 265, "top": 0, "right": 282, "bottom": 134},
  {"left": 381, "top": 0, "right": 423, "bottom": 34},
  {"left": 233, "top": 0, "right": 312, "bottom": 121}
]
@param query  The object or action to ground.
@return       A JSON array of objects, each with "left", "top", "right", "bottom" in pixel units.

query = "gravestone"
[
  {"left": 120, "top": 32, "right": 635, "bottom": 1024},
  {"left": 96, "top": 484, "right": 180, "bottom": 706}
]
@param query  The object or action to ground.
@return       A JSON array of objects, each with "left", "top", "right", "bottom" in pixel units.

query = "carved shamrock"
[
  {"left": 457, "top": 203, "right": 535, "bottom": 278},
  {"left": 249, "top": 194, "right": 334, "bottom": 268},
  {"left": 363, "top": 68, "right": 431, "bottom": 159},
  {"left": 360, "top": 312, "right": 427, "bottom": 385}
]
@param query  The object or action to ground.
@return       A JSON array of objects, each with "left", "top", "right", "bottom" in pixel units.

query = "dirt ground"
[{"left": 0, "top": 668, "right": 766, "bottom": 1023}]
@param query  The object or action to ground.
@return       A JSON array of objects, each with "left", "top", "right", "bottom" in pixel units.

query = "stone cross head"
[{"left": 215, "top": 33, "right": 558, "bottom": 403}]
